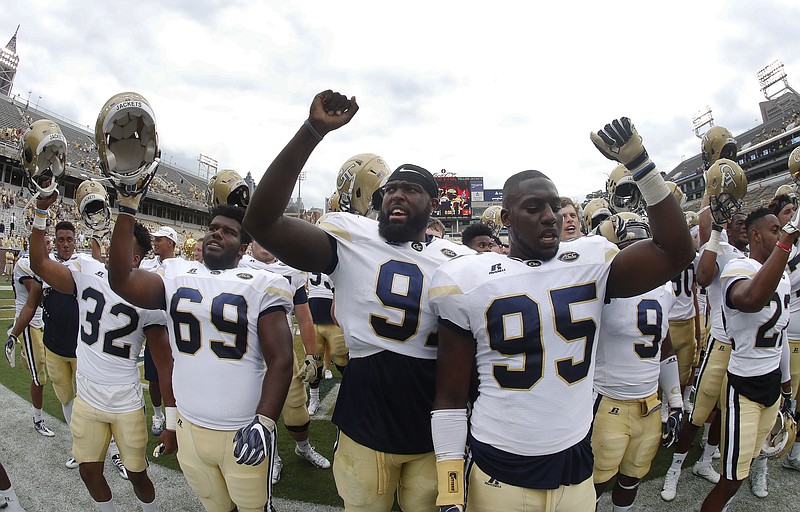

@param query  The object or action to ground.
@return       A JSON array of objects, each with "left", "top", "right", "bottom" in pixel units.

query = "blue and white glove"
[
  {"left": 439, "top": 506, "right": 464, "bottom": 512},
  {"left": 233, "top": 414, "right": 276, "bottom": 466},
  {"left": 5, "top": 333, "right": 17, "bottom": 368},
  {"left": 661, "top": 407, "right": 683, "bottom": 448}
]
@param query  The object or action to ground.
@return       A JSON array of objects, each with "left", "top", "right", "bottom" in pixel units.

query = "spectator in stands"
[
  {"left": 4, "top": 249, "right": 14, "bottom": 281},
  {"left": 461, "top": 223, "right": 495, "bottom": 253}
]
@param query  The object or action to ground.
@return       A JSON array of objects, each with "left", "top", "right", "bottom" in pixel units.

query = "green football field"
[
  {"left": 0, "top": 286, "right": 344, "bottom": 508},
  {"left": 0, "top": 286, "right": 718, "bottom": 509}
]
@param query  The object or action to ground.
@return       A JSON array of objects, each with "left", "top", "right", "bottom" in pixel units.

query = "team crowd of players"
[{"left": 2, "top": 88, "right": 800, "bottom": 512}]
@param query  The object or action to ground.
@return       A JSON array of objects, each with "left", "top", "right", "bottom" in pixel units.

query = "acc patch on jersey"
[
  {"left": 558, "top": 252, "right": 580, "bottom": 262},
  {"left": 237, "top": 273, "right": 253, "bottom": 280},
  {"left": 441, "top": 248, "right": 457, "bottom": 258}
]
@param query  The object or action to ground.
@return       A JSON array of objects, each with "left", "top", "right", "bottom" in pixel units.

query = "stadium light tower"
[
  {"left": 197, "top": 153, "right": 218, "bottom": 181},
  {"left": 758, "top": 60, "right": 799, "bottom": 100},
  {"left": 0, "top": 25, "right": 19, "bottom": 96},
  {"left": 692, "top": 106, "right": 714, "bottom": 139},
  {"left": 297, "top": 171, "right": 307, "bottom": 201}
]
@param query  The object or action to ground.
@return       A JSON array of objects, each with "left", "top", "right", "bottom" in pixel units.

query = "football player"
[
  {"left": 591, "top": 213, "right": 681, "bottom": 512},
  {"left": 427, "top": 218, "right": 446, "bottom": 239},
  {"left": 139, "top": 225, "right": 179, "bottom": 438},
  {"left": 661, "top": 161, "right": 748, "bottom": 502},
  {"left": 460, "top": 223, "right": 496, "bottom": 252},
  {"left": 40, "top": 220, "right": 81, "bottom": 469},
  {"left": 560, "top": 197, "right": 583, "bottom": 241},
  {"left": 0, "top": 462, "right": 24, "bottom": 511},
  {"left": 428, "top": 118, "right": 694, "bottom": 511},
  {"left": 243, "top": 90, "right": 474, "bottom": 511},
  {"left": 107, "top": 204, "right": 294, "bottom": 512},
  {"left": 776, "top": 150, "right": 800, "bottom": 469},
  {"left": 29, "top": 194, "right": 174, "bottom": 512},
  {"left": 6, "top": 237, "right": 53, "bottom": 438},
  {"left": 701, "top": 207, "right": 795, "bottom": 511},
  {"left": 306, "top": 269, "right": 347, "bottom": 402},
  {"left": 239, "top": 242, "right": 331, "bottom": 483}
]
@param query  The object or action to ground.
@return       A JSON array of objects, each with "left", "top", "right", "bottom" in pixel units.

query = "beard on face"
[
  {"left": 202, "top": 243, "right": 239, "bottom": 270},
  {"left": 378, "top": 209, "right": 430, "bottom": 243}
]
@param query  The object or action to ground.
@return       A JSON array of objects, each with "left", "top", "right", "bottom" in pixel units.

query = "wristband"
[
  {"left": 703, "top": 229, "right": 722, "bottom": 255},
  {"left": 32, "top": 208, "right": 48, "bottom": 231},
  {"left": 659, "top": 355, "right": 683, "bottom": 409},
  {"left": 632, "top": 167, "right": 670, "bottom": 206},
  {"left": 165, "top": 406, "right": 178, "bottom": 431},
  {"left": 303, "top": 119, "right": 323, "bottom": 142},
  {"left": 777, "top": 241, "right": 792, "bottom": 253},
  {"left": 118, "top": 205, "right": 138, "bottom": 217}
]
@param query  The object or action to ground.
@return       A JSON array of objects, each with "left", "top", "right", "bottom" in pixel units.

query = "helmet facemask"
[{"left": 708, "top": 193, "right": 742, "bottom": 226}]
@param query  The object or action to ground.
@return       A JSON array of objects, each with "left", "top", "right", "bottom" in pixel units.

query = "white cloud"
[{"left": 3, "top": 0, "right": 799, "bottom": 208}]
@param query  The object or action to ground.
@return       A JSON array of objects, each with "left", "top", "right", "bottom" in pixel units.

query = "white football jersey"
[
  {"left": 239, "top": 254, "right": 307, "bottom": 327},
  {"left": 160, "top": 258, "right": 293, "bottom": 430},
  {"left": 12, "top": 255, "right": 43, "bottom": 329},
  {"left": 722, "top": 257, "right": 790, "bottom": 378},
  {"left": 68, "top": 254, "right": 166, "bottom": 413},
  {"left": 703, "top": 241, "right": 746, "bottom": 344},
  {"left": 785, "top": 245, "right": 800, "bottom": 340},
  {"left": 693, "top": 252, "right": 708, "bottom": 317},
  {"left": 430, "top": 236, "right": 618, "bottom": 456},
  {"left": 307, "top": 272, "right": 334, "bottom": 300},
  {"left": 669, "top": 259, "right": 696, "bottom": 321},
  {"left": 319, "top": 213, "right": 474, "bottom": 359},
  {"left": 595, "top": 283, "right": 676, "bottom": 400},
  {"left": 139, "top": 256, "right": 162, "bottom": 272}
]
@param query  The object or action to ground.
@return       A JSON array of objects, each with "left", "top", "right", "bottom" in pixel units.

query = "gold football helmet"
[
  {"left": 207, "top": 169, "right": 249, "bottom": 209},
  {"left": 20, "top": 119, "right": 68, "bottom": 197},
  {"left": 481, "top": 205, "right": 503, "bottom": 236},
  {"left": 182, "top": 238, "right": 197, "bottom": 259},
  {"left": 75, "top": 180, "right": 111, "bottom": 232},
  {"left": 607, "top": 164, "right": 642, "bottom": 213},
  {"left": 701, "top": 126, "right": 737, "bottom": 170},
  {"left": 328, "top": 191, "right": 341, "bottom": 213},
  {"left": 775, "top": 184, "right": 797, "bottom": 199},
  {"left": 583, "top": 197, "right": 614, "bottom": 231},
  {"left": 705, "top": 158, "right": 747, "bottom": 225},
  {"left": 95, "top": 92, "right": 159, "bottom": 196},
  {"left": 335, "top": 153, "right": 390, "bottom": 216},
  {"left": 789, "top": 147, "right": 800, "bottom": 185},
  {"left": 666, "top": 181, "right": 686, "bottom": 207},
  {"left": 595, "top": 211, "right": 651, "bottom": 247},
  {"left": 761, "top": 409, "right": 797, "bottom": 459},
  {"left": 684, "top": 211, "right": 699, "bottom": 228}
]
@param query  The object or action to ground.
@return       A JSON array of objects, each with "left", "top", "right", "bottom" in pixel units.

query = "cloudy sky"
[{"left": 4, "top": 0, "right": 800, "bottom": 209}]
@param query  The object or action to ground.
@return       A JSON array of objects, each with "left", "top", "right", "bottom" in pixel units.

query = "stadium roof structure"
[{"left": 0, "top": 92, "right": 209, "bottom": 209}]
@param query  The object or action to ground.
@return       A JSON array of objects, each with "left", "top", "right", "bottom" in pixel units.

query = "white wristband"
[
  {"left": 703, "top": 229, "right": 722, "bottom": 255},
  {"left": 634, "top": 167, "right": 671, "bottom": 206},
  {"left": 431, "top": 408, "right": 468, "bottom": 461},
  {"left": 165, "top": 406, "right": 178, "bottom": 431},
  {"left": 659, "top": 355, "right": 683, "bottom": 409}
]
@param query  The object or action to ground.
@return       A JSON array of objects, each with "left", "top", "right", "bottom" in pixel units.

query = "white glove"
[
  {"left": 5, "top": 333, "right": 18, "bottom": 368},
  {"left": 300, "top": 354, "right": 323, "bottom": 383}
]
